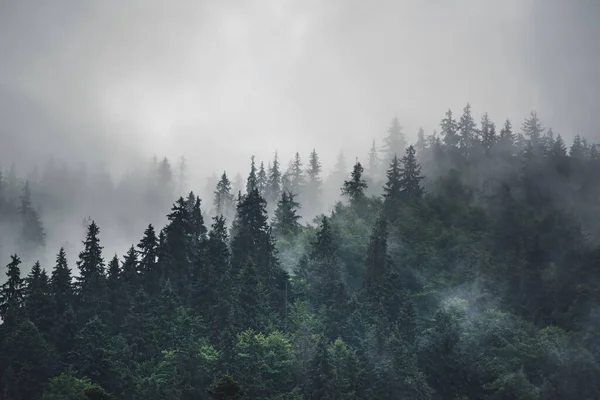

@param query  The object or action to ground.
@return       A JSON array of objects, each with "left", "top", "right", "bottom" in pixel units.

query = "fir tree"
[
  {"left": 382, "top": 155, "right": 402, "bottom": 215},
  {"left": 272, "top": 191, "right": 302, "bottom": 237},
  {"left": 440, "top": 109, "right": 459, "bottom": 148},
  {"left": 305, "top": 148, "right": 323, "bottom": 215},
  {"left": 19, "top": 181, "right": 46, "bottom": 252},
  {"left": 214, "top": 171, "right": 234, "bottom": 219},
  {"left": 137, "top": 224, "right": 159, "bottom": 294},
  {"left": 480, "top": 112, "right": 497, "bottom": 156},
  {"left": 76, "top": 221, "right": 108, "bottom": 322},
  {"left": 289, "top": 152, "right": 305, "bottom": 195},
  {"left": 246, "top": 156, "right": 258, "bottom": 194},
  {"left": 50, "top": 247, "right": 73, "bottom": 317},
  {"left": 267, "top": 152, "right": 282, "bottom": 205},
  {"left": 24, "top": 261, "right": 53, "bottom": 335},
  {"left": 416, "top": 127, "right": 427, "bottom": 155},
  {"left": 399, "top": 145, "right": 424, "bottom": 200},
  {"left": 383, "top": 117, "right": 407, "bottom": 164},
  {"left": 521, "top": 111, "right": 545, "bottom": 155},
  {"left": 457, "top": 103, "right": 478, "bottom": 158},
  {"left": 367, "top": 139, "right": 380, "bottom": 182},
  {"left": 341, "top": 161, "right": 367, "bottom": 207},
  {"left": 498, "top": 118, "right": 515, "bottom": 155},
  {"left": 0, "top": 255, "right": 24, "bottom": 326},
  {"left": 257, "top": 161, "right": 268, "bottom": 197}
]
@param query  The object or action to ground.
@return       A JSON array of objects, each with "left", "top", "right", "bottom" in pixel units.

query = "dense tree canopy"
[{"left": 2, "top": 106, "right": 600, "bottom": 399}]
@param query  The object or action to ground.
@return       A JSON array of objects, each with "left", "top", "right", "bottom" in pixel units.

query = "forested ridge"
[{"left": 2, "top": 105, "right": 600, "bottom": 399}]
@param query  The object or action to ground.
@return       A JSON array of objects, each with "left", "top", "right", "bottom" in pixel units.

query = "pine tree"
[
  {"left": 272, "top": 191, "right": 302, "bottom": 237},
  {"left": 177, "top": 155, "right": 188, "bottom": 195},
  {"left": 267, "top": 152, "right": 282, "bottom": 204},
  {"left": 214, "top": 171, "right": 234, "bottom": 220},
  {"left": 383, "top": 117, "right": 407, "bottom": 164},
  {"left": 0, "top": 255, "right": 24, "bottom": 326},
  {"left": 121, "top": 246, "right": 139, "bottom": 291},
  {"left": 19, "top": 181, "right": 46, "bottom": 253},
  {"left": 341, "top": 161, "right": 367, "bottom": 207},
  {"left": 367, "top": 139, "right": 380, "bottom": 182},
  {"left": 76, "top": 221, "right": 108, "bottom": 322},
  {"left": 257, "top": 161, "right": 268, "bottom": 197},
  {"left": 521, "top": 111, "right": 545, "bottom": 155},
  {"left": 382, "top": 155, "right": 402, "bottom": 215},
  {"left": 24, "top": 261, "right": 53, "bottom": 335},
  {"left": 416, "top": 127, "right": 427, "bottom": 154},
  {"left": 458, "top": 103, "right": 478, "bottom": 158},
  {"left": 440, "top": 109, "right": 459, "bottom": 148},
  {"left": 137, "top": 224, "right": 159, "bottom": 294},
  {"left": 480, "top": 112, "right": 497, "bottom": 156},
  {"left": 305, "top": 149, "right": 323, "bottom": 215},
  {"left": 498, "top": 118, "right": 515, "bottom": 156},
  {"left": 399, "top": 145, "right": 424, "bottom": 200},
  {"left": 50, "top": 247, "right": 74, "bottom": 317},
  {"left": 246, "top": 156, "right": 258, "bottom": 194},
  {"left": 162, "top": 197, "right": 194, "bottom": 300},
  {"left": 204, "top": 216, "right": 235, "bottom": 346}
]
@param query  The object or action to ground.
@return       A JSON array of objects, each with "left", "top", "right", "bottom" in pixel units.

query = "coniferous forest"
[{"left": 2, "top": 106, "right": 600, "bottom": 399}]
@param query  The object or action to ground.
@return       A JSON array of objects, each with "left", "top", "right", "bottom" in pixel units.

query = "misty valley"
[{"left": 2, "top": 106, "right": 600, "bottom": 399}]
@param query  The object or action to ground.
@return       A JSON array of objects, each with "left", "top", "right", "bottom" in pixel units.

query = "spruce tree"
[
  {"left": 121, "top": 245, "right": 139, "bottom": 291},
  {"left": 440, "top": 109, "right": 459, "bottom": 148},
  {"left": 76, "top": 221, "right": 108, "bottom": 322},
  {"left": 383, "top": 117, "right": 407, "bottom": 165},
  {"left": 399, "top": 145, "right": 424, "bottom": 200},
  {"left": 0, "top": 254, "right": 24, "bottom": 326},
  {"left": 382, "top": 155, "right": 402, "bottom": 215},
  {"left": 214, "top": 171, "right": 234, "bottom": 219},
  {"left": 415, "top": 127, "right": 427, "bottom": 155},
  {"left": 246, "top": 156, "right": 258, "bottom": 194},
  {"left": 257, "top": 161, "right": 268, "bottom": 197},
  {"left": 24, "top": 261, "right": 53, "bottom": 335},
  {"left": 267, "top": 152, "right": 282, "bottom": 205},
  {"left": 19, "top": 181, "right": 46, "bottom": 253},
  {"left": 272, "top": 191, "right": 302, "bottom": 237},
  {"left": 457, "top": 103, "right": 478, "bottom": 158},
  {"left": 137, "top": 224, "right": 159, "bottom": 294},
  {"left": 289, "top": 152, "right": 305, "bottom": 195},
  {"left": 341, "top": 161, "right": 367, "bottom": 207},
  {"left": 50, "top": 247, "right": 74, "bottom": 317},
  {"left": 480, "top": 112, "right": 497, "bottom": 156},
  {"left": 305, "top": 148, "right": 323, "bottom": 215},
  {"left": 521, "top": 111, "right": 545, "bottom": 155},
  {"left": 498, "top": 118, "right": 515, "bottom": 156}
]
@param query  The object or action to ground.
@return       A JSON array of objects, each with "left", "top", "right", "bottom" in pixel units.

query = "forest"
[{"left": 1, "top": 104, "right": 600, "bottom": 399}]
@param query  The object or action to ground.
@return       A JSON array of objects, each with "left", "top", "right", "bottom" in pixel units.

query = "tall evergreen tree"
[
  {"left": 76, "top": 221, "right": 108, "bottom": 322},
  {"left": 382, "top": 155, "right": 402, "bottom": 216},
  {"left": 289, "top": 152, "right": 305, "bottom": 196},
  {"left": 257, "top": 161, "right": 268, "bottom": 197},
  {"left": 480, "top": 112, "right": 497, "bottom": 156},
  {"left": 498, "top": 118, "right": 515, "bottom": 155},
  {"left": 399, "top": 145, "right": 424, "bottom": 200},
  {"left": 305, "top": 148, "right": 323, "bottom": 215},
  {"left": 0, "top": 255, "right": 24, "bottom": 326},
  {"left": 50, "top": 247, "right": 73, "bottom": 317},
  {"left": 440, "top": 109, "right": 459, "bottom": 148},
  {"left": 214, "top": 171, "right": 234, "bottom": 220},
  {"left": 266, "top": 152, "right": 282, "bottom": 205},
  {"left": 19, "top": 181, "right": 46, "bottom": 253},
  {"left": 341, "top": 161, "right": 368, "bottom": 207},
  {"left": 24, "top": 261, "right": 53, "bottom": 335},
  {"left": 457, "top": 103, "right": 478, "bottom": 158},
  {"left": 367, "top": 139, "right": 380, "bottom": 185},
  {"left": 272, "top": 191, "right": 302, "bottom": 237},
  {"left": 137, "top": 224, "right": 159, "bottom": 294},
  {"left": 383, "top": 117, "right": 407, "bottom": 164},
  {"left": 246, "top": 156, "right": 258, "bottom": 195},
  {"left": 521, "top": 111, "right": 545, "bottom": 154},
  {"left": 416, "top": 127, "right": 427, "bottom": 155}
]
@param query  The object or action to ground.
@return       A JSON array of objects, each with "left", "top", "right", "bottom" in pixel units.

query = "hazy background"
[
  {"left": 2, "top": 0, "right": 599, "bottom": 177},
  {"left": 1, "top": 0, "right": 599, "bottom": 265}
]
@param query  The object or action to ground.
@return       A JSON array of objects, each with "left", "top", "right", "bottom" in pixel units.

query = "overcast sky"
[{"left": 1, "top": 0, "right": 599, "bottom": 179}]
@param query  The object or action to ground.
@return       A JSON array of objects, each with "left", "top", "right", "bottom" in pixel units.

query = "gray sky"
[{"left": 1, "top": 0, "right": 599, "bottom": 179}]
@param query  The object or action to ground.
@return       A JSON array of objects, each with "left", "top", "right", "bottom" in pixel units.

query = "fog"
[{"left": 1, "top": 0, "right": 599, "bottom": 264}]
